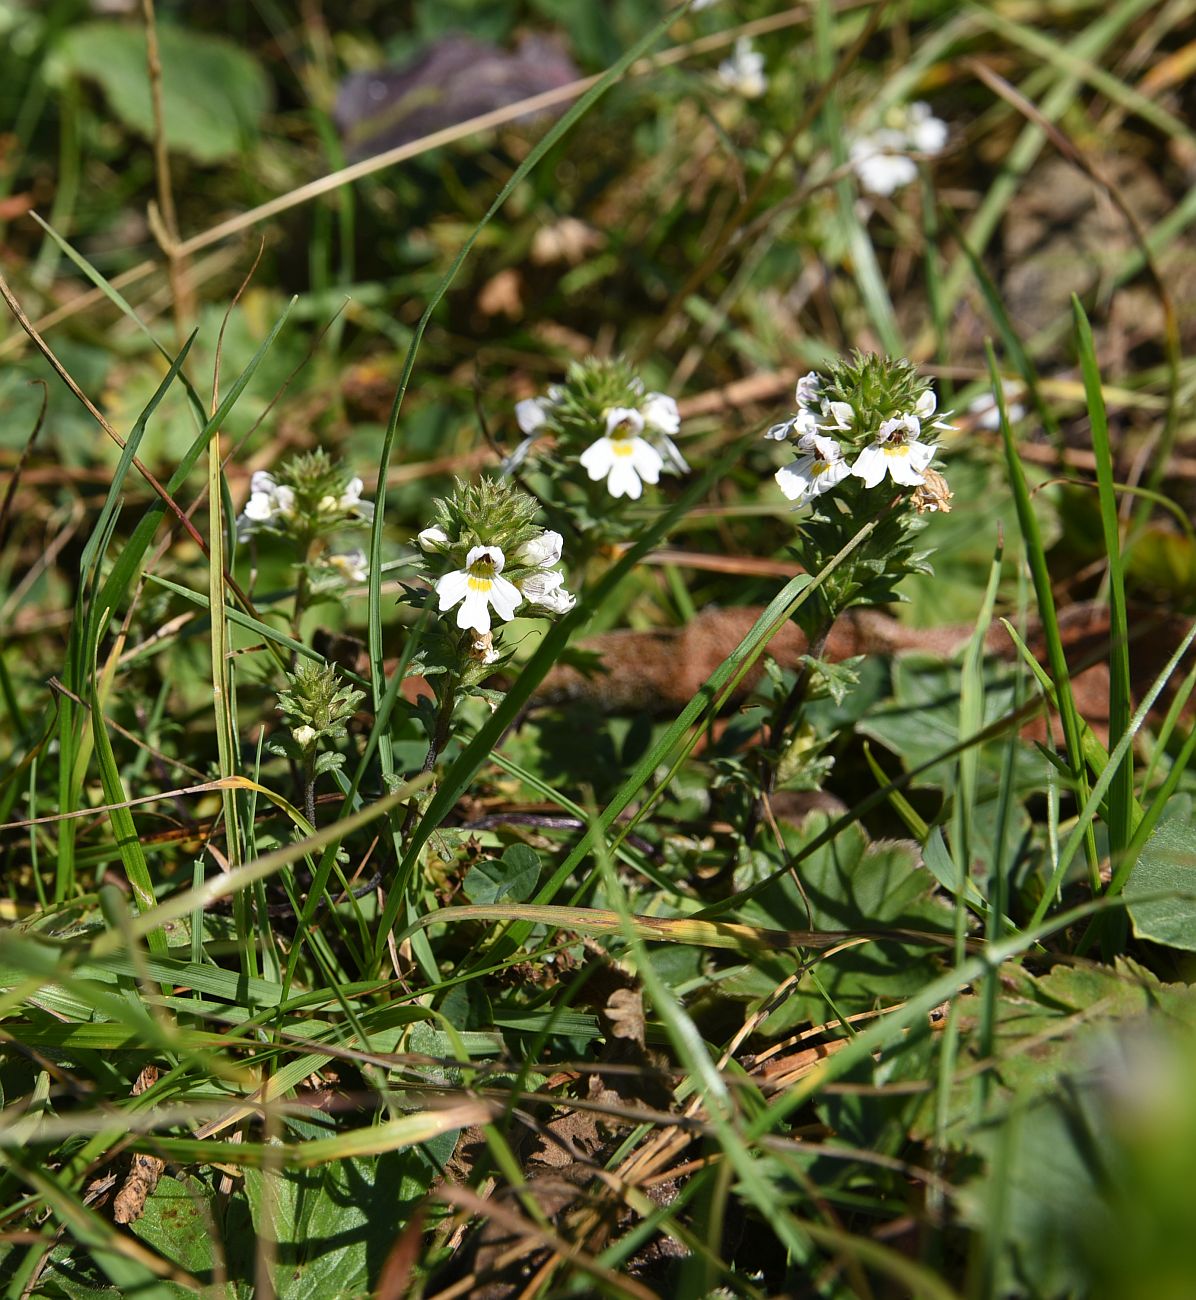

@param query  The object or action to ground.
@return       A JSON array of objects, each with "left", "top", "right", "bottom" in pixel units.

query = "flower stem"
[{"left": 744, "top": 621, "right": 834, "bottom": 847}]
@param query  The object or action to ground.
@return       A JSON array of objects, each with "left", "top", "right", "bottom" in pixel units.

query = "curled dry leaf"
[{"left": 112, "top": 1065, "right": 163, "bottom": 1225}]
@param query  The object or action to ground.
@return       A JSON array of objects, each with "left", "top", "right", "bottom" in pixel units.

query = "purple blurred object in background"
[{"left": 332, "top": 34, "right": 580, "bottom": 161}]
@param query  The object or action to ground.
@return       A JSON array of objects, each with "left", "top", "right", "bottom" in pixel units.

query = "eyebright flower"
[
  {"left": 766, "top": 352, "right": 954, "bottom": 508},
  {"left": 326, "top": 549, "right": 368, "bottom": 584},
  {"left": 580, "top": 407, "right": 664, "bottom": 500},
  {"left": 849, "top": 102, "right": 948, "bottom": 197},
  {"left": 240, "top": 471, "right": 294, "bottom": 532},
  {"left": 717, "top": 37, "right": 767, "bottom": 99},
  {"left": 969, "top": 381, "right": 1027, "bottom": 430},
  {"left": 504, "top": 357, "right": 687, "bottom": 503},
  {"left": 436, "top": 545, "right": 523, "bottom": 635},
  {"left": 418, "top": 479, "right": 577, "bottom": 643},
  {"left": 237, "top": 451, "right": 374, "bottom": 543},
  {"left": 775, "top": 434, "right": 851, "bottom": 503}
]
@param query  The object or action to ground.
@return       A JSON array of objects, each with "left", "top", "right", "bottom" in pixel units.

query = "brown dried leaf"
[{"left": 603, "top": 987, "right": 645, "bottom": 1047}]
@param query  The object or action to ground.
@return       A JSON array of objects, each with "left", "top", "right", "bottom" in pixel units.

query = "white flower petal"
[
  {"left": 515, "top": 397, "right": 549, "bottom": 435},
  {"left": 825, "top": 400, "right": 854, "bottom": 430},
  {"left": 436, "top": 569, "right": 471, "bottom": 611},
  {"left": 244, "top": 492, "right": 275, "bottom": 522},
  {"left": 851, "top": 445, "right": 888, "bottom": 488},
  {"left": 607, "top": 458, "right": 643, "bottom": 499},
  {"left": 775, "top": 460, "right": 814, "bottom": 501},
  {"left": 501, "top": 434, "right": 538, "bottom": 474},
  {"left": 642, "top": 392, "right": 680, "bottom": 435},
  {"left": 656, "top": 433, "right": 689, "bottom": 474},
  {"left": 628, "top": 437, "right": 663, "bottom": 485},
  {"left": 908, "top": 440, "right": 936, "bottom": 472},
  {"left": 250, "top": 471, "right": 276, "bottom": 494},
  {"left": 518, "top": 530, "right": 563, "bottom": 568},
  {"left": 915, "top": 390, "right": 937, "bottom": 419},
  {"left": 418, "top": 525, "right": 450, "bottom": 553},
  {"left": 580, "top": 437, "right": 616, "bottom": 481},
  {"left": 765, "top": 418, "right": 794, "bottom": 442},
  {"left": 487, "top": 575, "right": 523, "bottom": 623},
  {"left": 795, "top": 371, "right": 821, "bottom": 405},
  {"left": 457, "top": 587, "right": 493, "bottom": 633}
]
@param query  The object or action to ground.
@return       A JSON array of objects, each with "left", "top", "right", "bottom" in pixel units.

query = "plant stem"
[{"left": 743, "top": 621, "right": 834, "bottom": 847}]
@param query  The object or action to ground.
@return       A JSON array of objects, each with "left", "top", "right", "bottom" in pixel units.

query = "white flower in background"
[
  {"left": 505, "top": 389, "right": 564, "bottom": 472},
  {"left": 238, "top": 471, "right": 296, "bottom": 538},
  {"left": 327, "top": 549, "right": 368, "bottom": 584},
  {"left": 417, "top": 525, "right": 450, "bottom": 553},
  {"left": 640, "top": 391, "right": 689, "bottom": 473},
  {"left": 775, "top": 434, "right": 851, "bottom": 503},
  {"left": 850, "top": 102, "right": 948, "bottom": 196},
  {"left": 850, "top": 130, "right": 918, "bottom": 196},
  {"left": 642, "top": 392, "right": 680, "bottom": 436},
  {"left": 435, "top": 545, "right": 522, "bottom": 634},
  {"left": 908, "top": 101, "right": 949, "bottom": 154},
  {"left": 580, "top": 407, "right": 664, "bottom": 500},
  {"left": 717, "top": 37, "right": 767, "bottom": 99},
  {"left": 337, "top": 477, "right": 374, "bottom": 522},
  {"left": 292, "top": 724, "right": 317, "bottom": 748},
  {"left": 969, "top": 381, "right": 1027, "bottom": 430},
  {"left": 852, "top": 418, "right": 937, "bottom": 488}
]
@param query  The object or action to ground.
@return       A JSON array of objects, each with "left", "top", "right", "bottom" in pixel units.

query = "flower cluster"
[
  {"left": 768, "top": 353, "right": 954, "bottom": 513},
  {"left": 273, "top": 660, "right": 364, "bottom": 773},
  {"left": 416, "top": 479, "right": 576, "bottom": 663},
  {"left": 237, "top": 450, "right": 374, "bottom": 544},
  {"left": 507, "top": 357, "right": 687, "bottom": 503},
  {"left": 717, "top": 37, "right": 767, "bottom": 99},
  {"left": 849, "top": 102, "right": 947, "bottom": 197}
]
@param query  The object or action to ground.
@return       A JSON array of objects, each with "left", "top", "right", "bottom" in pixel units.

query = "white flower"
[
  {"left": 852, "top": 424, "right": 936, "bottom": 488},
  {"left": 515, "top": 396, "right": 551, "bottom": 435},
  {"left": 821, "top": 400, "right": 855, "bottom": 432},
  {"left": 718, "top": 36, "right": 767, "bottom": 99},
  {"left": 908, "top": 102, "right": 949, "bottom": 154},
  {"left": 417, "top": 525, "right": 450, "bottom": 553},
  {"left": 435, "top": 544, "right": 523, "bottom": 635},
  {"left": 775, "top": 435, "right": 851, "bottom": 503},
  {"left": 517, "top": 530, "right": 564, "bottom": 569},
  {"left": 520, "top": 569, "right": 577, "bottom": 614},
  {"left": 765, "top": 418, "right": 794, "bottom": 441},
  {"left": 327, "top": 549, "right": 368, "bottom": 584},
  {"left": 969, "top": 382, "right": 1026, "bottom": 430},
  {"left": 795, "top": 371, "right": 821, "bottom": 405},
  {"left": 292, "top": 725, "right": 317, "bottom": 748},
  {"left": 239, "top": 471, "right": 295, "bottom": 536},
  {"left": 850, "top": 104, "right": 947, "bottom": 196},
  {"left": 914, "top": 387, "right": 954, "bottom": 432},
  {"left": 850, "top": 130, "right": 918, "bottom": 196},
  {"left": 641, "top": 392, "right": 680, "bottom": 436},
  {"left": 338, "top": 477, "right": 374, "bottom": 522},
  {"left": 580, "top": 407, "right": 663, "bottom": 500}
]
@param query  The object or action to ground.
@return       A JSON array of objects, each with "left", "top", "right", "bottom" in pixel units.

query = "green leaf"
[
  {"left": 52, "top": 22, "right": 270, "bottom": 163},
  {"left": 127, "top": 1177, "right": 215, "bottom": 1279},
  {"left": 730, "top": 821, "right": 954, "bottom": 1032},
  {"left": 1126, "top": 813, "right": 1196, "bottom": 951},
  {"left": 463, "top": 844, "right": 540, "bottom": 905}
]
